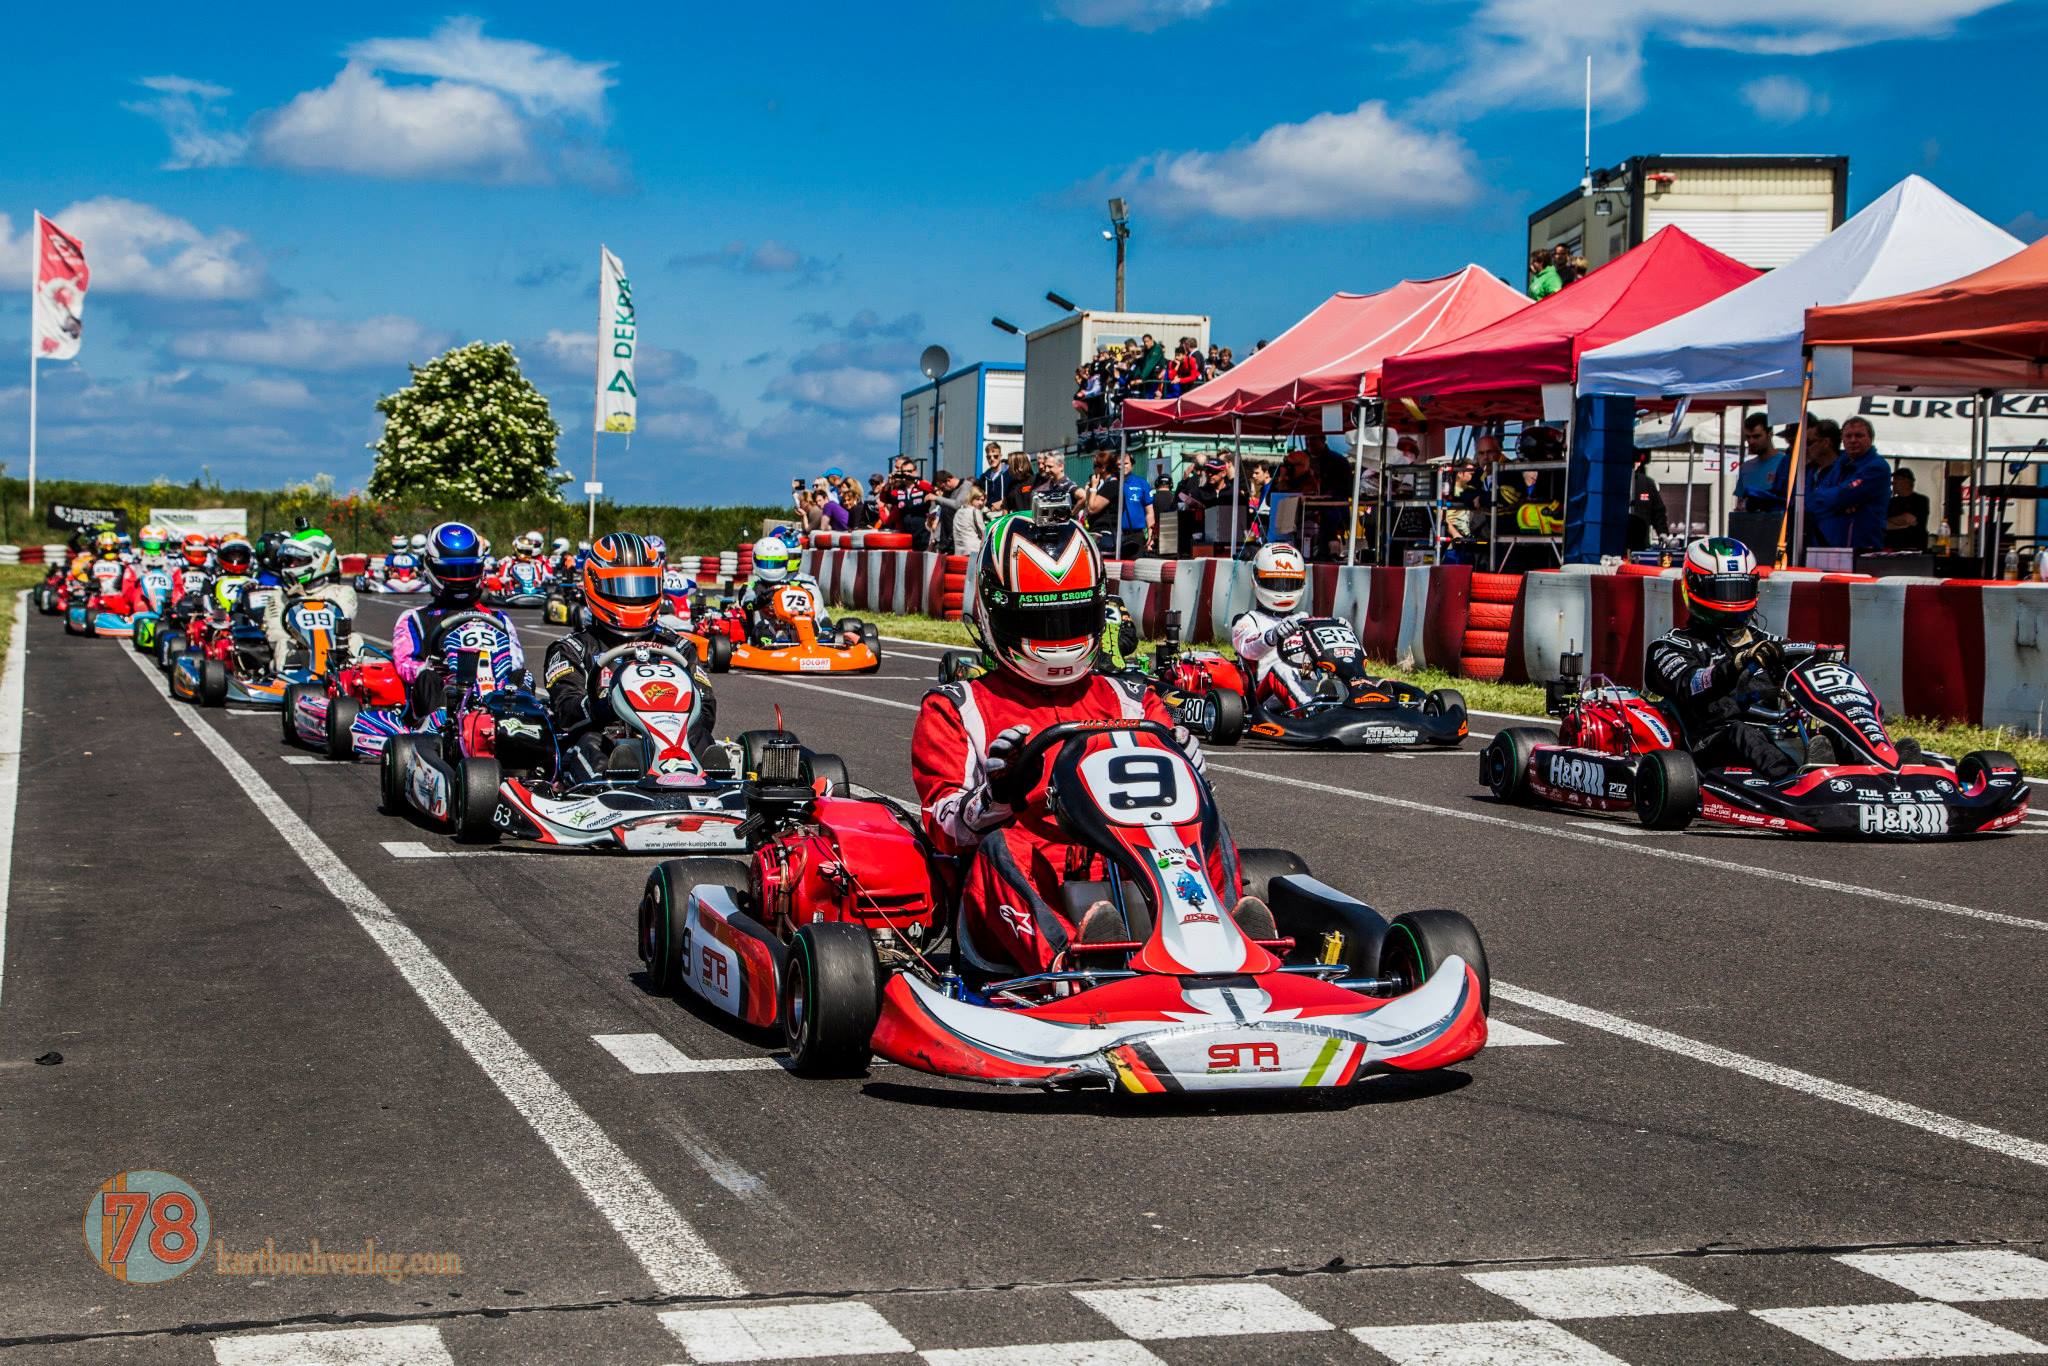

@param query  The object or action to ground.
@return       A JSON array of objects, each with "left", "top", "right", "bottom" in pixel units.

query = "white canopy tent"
[{"left": 1577, "top": 175, "right": 2023, "bottom": 407}]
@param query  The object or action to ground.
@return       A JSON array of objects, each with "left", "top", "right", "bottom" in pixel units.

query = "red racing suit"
[
  {"left": 90, "top": 560, "right": 152, "bottom": 617},
  {"left": 912, "top": 669, "right": 1236, "bottom": 973}
]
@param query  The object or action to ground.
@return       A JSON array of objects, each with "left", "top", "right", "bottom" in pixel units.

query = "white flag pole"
[{"left": 590, "top": 245, "right": 604, "bottom": 540}]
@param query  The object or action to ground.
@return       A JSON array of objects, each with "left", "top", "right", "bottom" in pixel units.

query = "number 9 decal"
[{"left": 1075, "top": 747, "right": 1200, "bottom": 826}]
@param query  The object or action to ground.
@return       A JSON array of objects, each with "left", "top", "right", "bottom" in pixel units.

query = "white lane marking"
[
  {"left": 213, "top": 1324, "right": 454, "bottom": 1365},
  {"left": 659, "top": 1302, "right": 914, "bottom": 1361},
  {"left": 1839, "top": 1249, "right": 2048, "bottom": 1302},
  {"left": 379, "top": 840, "right": 525, "bottom": 860},
  {"left": 592, "top": 1033, "right": 785, "bottom": 1074},
  {"left": 1204, "top": 761, "right": 2048, "bottom": 935},
  {"left": 1750, "top": 1302, "right": 2047, "bottom": 1360},
  {"left": 0, "top": 594, "right": 26, "bottom": 1008},
  {"left": 1466, "top": 1265, "right": 1733, "bottom": 1319},
  {"left": 1499, "top": 982, "right": 2048, "bottom": 1172},
  {"left": 120, "top": 648, "right": 745, "bottom": 1298},
  {"left": 1074, "top": 1284, "right": 1333, "bottom": 1340},
  {"left": 1353, "top": 1319, "right": 1628, "bottom": 1365},
  {"left": 1568, "top": 820, "right": 1641, "bottom": 836},
  {"left": 924, "top": 1344, "right": 1167, "bottom": 1366},
  {"left": 280, "top": 755, "right": 326, "bottom": 766},
  {"left": 1486, "top": 1020, "right": 1564, "bottom": 1047},
  {"left": 763, "top": 677, "right": 920, "bottom": 711}
]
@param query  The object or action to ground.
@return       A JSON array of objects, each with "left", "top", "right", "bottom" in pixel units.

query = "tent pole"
[
  {"left": 1682, "top": 436, "right": 1696, "bottom": 543},
  {"left": 1974, "top": 390, "right": 1991, "bottom": 574},
  {"left": 1717, "top": 407, "right": 1728, "bottom": 536},
  {"left": 1779, "top": 359, "right": 1815, "bottom": 568},
  {"left": 1115, "top": 422, "right": 1127, "bottom": 561},
  {"left": 1229, "top": 416, "right": 1242, "bottom": 552},
  {"left": 1346, "top": 397, "right": 1364, "bottom": 566},
  {"left": 1377, "top": 424, "right": 1392, "bottom": 563}
]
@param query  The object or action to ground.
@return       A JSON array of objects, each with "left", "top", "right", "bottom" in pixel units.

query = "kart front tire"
[
  {"left": 1959, "top": 750, "right": 2019, "bottom": 791},
  {"left": 158, "top": 630, "right": 185, "bottom": 671},
  {"left": 1483, "top": 726, "right": 1552, "bottom": 804},
  {"left": 1379, "top": 908, "right": 1490, "bottom": 1015},
  {"left": 1634, "top": 748, "right": 1699, "bottom": 831},
  {"left": 707, "top": 633, "right": 733, "bottom": 673},
  {"left": 859, "top": 622, "right": 879, "bottom": 654},
  {"left": 1425, "top": 688, "right": 1468, "bottom": 742},
  {"left": 639, "top": 861, "right": 690, "bottom": 994},
  {"left": 1206, "top": 687, "right": 1246, "bottom": 745},
  {"left": 381, "top": 735, "right": 417, "bottom": 814},
  {"left": 1236, "top": 847, "right": 1310, "bottom": 903},
  {"left": 781, "top": 922, "right": 880, "bottom": 1078},
  {"left": 198, "top": 658, "right": 228, "bottom": 708},
  {"left": 454, "top": 756, "right": 502, "bottom": 843},
  {"left": 326, "top": 695, "right": 359, "bottom": 762},
  {"left": 282, "top": 683, "right": 309, "bottom": 745}
]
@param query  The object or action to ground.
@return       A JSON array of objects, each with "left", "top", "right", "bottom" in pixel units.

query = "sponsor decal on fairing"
[
  {"left": 1546, "top": 753, "right": 1609, "bottom": 798},
  {"left": 1858, "top": 802, "right": 1949, "bottom": 835}
]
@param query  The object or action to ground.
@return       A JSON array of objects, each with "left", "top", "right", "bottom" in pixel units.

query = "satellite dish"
[{"left": 920, "top": 344, "right": 951, "bottom": 381}]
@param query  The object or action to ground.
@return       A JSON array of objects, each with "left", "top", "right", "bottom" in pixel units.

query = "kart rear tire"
[
  {"left": 198, "top": 658, "right": 228, "bottom": 708},
  {"left": 1236, "top": 847, "right": 1310, "bottom": 903},
  {"left": 1634, "top": 747, "right": 1699, "bottom": 831},
  {"left": 707, "top": 633, "right": 733, "bottom": 673},
  {"left": 781, "top": 922, "right": 880, "bottom": 1078},
  {"left": 326, "top": 695, "right": 359, "bottom": 762},
  {"left": 158, "top": 630, "right": 186, "bottom": 672},
  {"left": 1895, "top": 736, "right": 1924, "bottom": 766},
  {"left": 1483, "top": 727, "right": 1552, "bottom": 804},
  {"left": 1959, "top": 750, "right": 2019, "bottom": 791},
  {"left": 803, "top": 751, "right": 850, "bottom": 795},
  {"left": 638, "top": 860, "right": 694, "bottom": 994},
  {"left": 381, "top": 735, "right": 416, "bottom": 815},
  {"left": 859, "top": 622, "right": 879, "bottom": 654},
  {"left": 454, "top": 756, "right": 502, "bottom": 843},
  {"left": 1379, "top": 908, "right": 1490, "bottom": 1015},
  {"left": 1206, "top": 687, "right": 1246, "bottom": 746},
  {"left": 282, "top": 683, "right": 308, "bottom": 745}
]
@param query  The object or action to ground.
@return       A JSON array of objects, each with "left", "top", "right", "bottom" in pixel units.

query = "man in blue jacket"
[{"left": 1809, "top": 416, "right": 1890, "bottom": 550}]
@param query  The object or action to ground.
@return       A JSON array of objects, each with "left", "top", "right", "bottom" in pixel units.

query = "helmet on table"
[
  {"left": 752, "top": 537, "right": 793, "bottom": 584},
  {"left": 181, "top": 533, "right": 210, "bottom": 567},
  {"left": 643, "top": 534, "right": 667, "bottom": 565},
  {"left": 1251, "top": 543, "right": 1306, "bottom": 614},
  {"left": 969, "top": 512, "right": 1103, "bottom": 687},
  {"left": 422, "top": 522, "right": 486, "bottom": 602},
  {"left": 1682, "top": 537, "right": 1759, "bottom": 634},
  {"left": 282, "top": 529, "right": 337, "bottom": 586},
  {"left": 581, "top": 532, "right": 662, "bottom": 635},
  {"left": 409, "top": 533, "right": 428, "bottom": 552},
  {"left": 216, "top": 539, "right": 254, "bottom": 576}
]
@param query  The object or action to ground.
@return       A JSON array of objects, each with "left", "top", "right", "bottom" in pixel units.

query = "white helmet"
[
  {"left": 1251, "top": 543, "right": 1307, "bottom": 614},
  {"left": 390, "top": 535, "right": 407, "bottom": 553},
  {"left": 409, "top": 533, "right": 428, "bottom": 552},
  {"left": 644, "top": 533, "right": 667, "bottom": 565},
  {"left": 753, "top": 536, "right": 793, "bottom": 584}
]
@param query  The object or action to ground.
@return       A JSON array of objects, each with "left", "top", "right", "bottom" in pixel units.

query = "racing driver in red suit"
[{"left": 912, "top": 506, "right": 1267, "bottom": 975}]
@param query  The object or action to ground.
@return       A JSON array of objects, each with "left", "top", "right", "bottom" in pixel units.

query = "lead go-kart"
[
  {"left": 484, "top": 557, "right": 551, "bottom": 610},
  {"left": 1482, "top": 648, "right": 2030, "bottom": 839},
  {"left": 638, "top": 720, "right": 1489, "bottom": 1091},
  {"left": 686, "top": 582, "right": 879, "bottom": 675}
]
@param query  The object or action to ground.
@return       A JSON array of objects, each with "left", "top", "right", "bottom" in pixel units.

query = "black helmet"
[{"left": 1682, "top": 537, "right": 1759, "bottom": 632}]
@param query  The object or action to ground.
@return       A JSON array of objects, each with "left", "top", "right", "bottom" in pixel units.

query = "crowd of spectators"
[
  {"left": 1073, "top": 334, "right": 1240, "bottom": 450},
  {"left": 1730, "top": 411, "right": 1907, "bottom": 552},
  {"left": 1528, "top": 243, "right": 1590, "bottom": 300}
]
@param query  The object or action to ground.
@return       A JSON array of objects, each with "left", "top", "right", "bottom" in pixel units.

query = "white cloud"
[
  {"left": 0, "top": 198, "right": 268, "bottom": 299},
  {"left": 533, "top": 330, "right": 692, "bottom": 382},
  {"left": 670, "top": 238, "right": 834, "bottom": 282},
  {"left": 1051, "top": 0, "right": 1221, "bottom": 31},
  {"left": 1431, "top": 0, "right": 2008, "bottom": 118},
  {"left": 348, "top": 17, "right": 614, "bottom": 120},
  {"left": 124, "top": 76, "right": 248, "bottom": 169},
  {"left": 170, "top": 314, "right": 451, "bottom": 372},
  {"left": 1108, "top": 101, "right": 1477, "bottom": 221},
  {"left": 765, "top": 366, "right": 903, "bottom": 414},
  {"left": 256, "top": 63, "right": 535, "bottom": 180},
  {"left": 1741, "top": 74, "right": 1829, "bottom": 122}
]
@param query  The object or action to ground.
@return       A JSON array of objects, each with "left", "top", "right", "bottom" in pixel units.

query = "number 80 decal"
[{"left": 83, "top": 1170, "right": 211, "bottom": 1282}]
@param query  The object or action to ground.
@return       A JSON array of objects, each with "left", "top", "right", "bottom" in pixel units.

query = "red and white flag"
[{"left": 32, "top": 213, "right": 89, "bottom": 361}]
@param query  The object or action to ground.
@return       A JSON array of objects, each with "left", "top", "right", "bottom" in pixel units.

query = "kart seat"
[{"left": 606, "top": 738, "right": 648, "bottom": 776}]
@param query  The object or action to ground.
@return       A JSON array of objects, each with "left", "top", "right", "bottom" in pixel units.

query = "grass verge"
[{"left": 0, "top": 565, "right": 48, "bottom": 649}]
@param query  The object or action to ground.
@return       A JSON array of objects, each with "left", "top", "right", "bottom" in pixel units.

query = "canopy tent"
[
  {"left": 1805, "top": 233, "right": 2048, "bottom": 394},
  {"left": 1578, "top": 175, "right": 2021, "bottom": 404},
  {"left": 1118, "top": 266, "right": 1524, "bottom": 434},
  {"left": 1378, "top": 227, "right": 1759, "bottom": 426}
]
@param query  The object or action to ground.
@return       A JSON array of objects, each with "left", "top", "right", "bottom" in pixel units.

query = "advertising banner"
[{"left": 596, "top": 246, "right": 637, "bottom": 434}]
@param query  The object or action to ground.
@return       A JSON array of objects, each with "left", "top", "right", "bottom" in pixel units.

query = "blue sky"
[{"left": 4, "top": 0, "right": 2042, "bottom": 504}]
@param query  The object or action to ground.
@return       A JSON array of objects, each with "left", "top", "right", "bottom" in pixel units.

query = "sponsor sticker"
[
  {"left": 1858, "top": 802, "right": 1949, "bottom": 835},
  {"left": 798, "top": 657, "right": 830, "bottom": 671},
  {"left": 1545, "top": 753, "right": 1609, "bottom": 798}
]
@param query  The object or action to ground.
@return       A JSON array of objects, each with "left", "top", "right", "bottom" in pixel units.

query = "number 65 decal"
[{"left": 1074, "top": 747, "right": 1200, "bottom": 826}]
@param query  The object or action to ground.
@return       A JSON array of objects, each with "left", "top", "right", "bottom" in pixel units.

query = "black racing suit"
[
  {"left": 1645, "top": 621, "right": 1798, "bottom": 779},
  {"left": 542, "top": 624, "right": 716, "bottom": 783}
]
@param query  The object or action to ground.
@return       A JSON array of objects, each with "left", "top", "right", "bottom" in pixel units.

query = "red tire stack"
[
  {"left": 936, "top": 555, "right": 968, "bottom": 620},
  {"left": 1460, "top": 572, "right": 1522, "bottom": 681}
]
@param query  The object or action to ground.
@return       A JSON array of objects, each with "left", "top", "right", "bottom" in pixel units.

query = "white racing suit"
[
  {"left": 1230, "top": 607, "right": 1315, "bottom": 710},
  {"left": 263, "top": 578, "right": 360, "bottom": 672}
]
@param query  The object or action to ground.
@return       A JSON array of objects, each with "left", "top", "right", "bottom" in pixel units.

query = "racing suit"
[
  {"left": 542, "top": 625, "right": 716, "bottom": 783},
  {"left": 262, "top": 577, "right": 360, "bottom": 672},
  {"left": 1231, "top": 607, "right": 1315, "bottom": 709},
  {"left": 89, "top": 558, "right": 152, "bottom": 617},
  {"left": 737, "top": 573, "right": 833, "bottom": 642},
  {"left": 393, "top": 601, "right": 526, "bottom": 720},
  {"left": 912, "top": 670, "right": 1236, "bottom": 974},
  {"left": 1645, "top": 622, "right": 1799, "bottom": 779}
]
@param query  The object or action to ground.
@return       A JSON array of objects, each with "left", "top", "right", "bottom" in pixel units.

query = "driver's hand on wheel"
[
  {"left": 964, "top": 725, "right": 1029, "bottom": 832},
  {"left": 1172, "top": 723, "right": 1207, "bottom": 775},
  {"left": 982, "top": 725, "right": 1029, "bottom": 788},
  {"left": 1262, "top": 624, "right": 1287, "bottom": 646}
]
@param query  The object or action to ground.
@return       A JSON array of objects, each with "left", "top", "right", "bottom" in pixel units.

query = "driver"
[
  {"left": 263, "top": 529, "right": 358, "bottom": 671},
  {"left": 1230, "top": 543, "right": 1316, "bottom": 709},
  {"left": 171, "top": 533, "right": 214, "bottom": 601},
  {"left": 136, "top": 525, "right": 171, "bottom": 570},
  {"left": 543, "top": 531, "right": 714, "bottom": 783},
  {"left": 392, "top": 522, "right": 525, "bottom": 719},
  {"left": 1646, "top": 537, "right": 1809, "bottom": 779},
  {"left": 737, "top": 536, "right": 841, "bottom": 644},
  {"left": 912, "top": 511, "right": 1252, "bottom": 976}
]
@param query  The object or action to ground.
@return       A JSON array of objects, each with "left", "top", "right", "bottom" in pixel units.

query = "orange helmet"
[
  {"left": 205, "top": 533, "right": 224, "bottom": 549},
  {"left": 182, "top": 533, "right": 210, "bottom": 567},
  {"left": 581, "top": 532, "right": 661, "bottom": 633}
]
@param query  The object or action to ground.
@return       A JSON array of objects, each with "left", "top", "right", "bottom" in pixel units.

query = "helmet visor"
[
  {"left": 592, "top": 569, "right": 661, "bottom": 606},
  {"left": 1687, "top": 574, "right": 1756, "bottom": 612},
  {"left": 990, "top": 593, "right": 1103, "bottom": 645},
  {"left": 218, "top": 547, "right": 252, "bottom": 572},
  {"left": 1254, "top": 568, "right": 1305, "bottom": 593}
]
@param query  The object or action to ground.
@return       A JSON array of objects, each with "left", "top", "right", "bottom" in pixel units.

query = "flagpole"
[{"left": 26, "top": 215, "right": 37, "bottom": 518}]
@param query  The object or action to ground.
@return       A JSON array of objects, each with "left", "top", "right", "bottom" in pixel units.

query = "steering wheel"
[
  {"left": 986, "top": 719, "right": 1181, "bottom": 809},
  {"left": 587, "top": 640, "right": 697, "bottom": 674}
]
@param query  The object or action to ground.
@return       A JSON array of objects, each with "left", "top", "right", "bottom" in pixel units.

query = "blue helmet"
[{"left": 423, "top": 521, "right": 485, "bottom": 601}]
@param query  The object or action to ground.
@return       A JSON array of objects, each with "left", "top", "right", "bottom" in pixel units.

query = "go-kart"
[
  {"left": 484, "top": 557, "right": 551, "bottom": 609},
  {"left": 169, "top": 589, "right": 344, "bottom": 708},
  {"left": 1481, "top": 649, "right": 2030, "bottom": 838},
  {"left": 127, "top": 568, "right": 176, "bottom": 653},
  {"left": 65, "top": 562, "right": 170, "bottom": 641},
  {"left": 282, "top": 628, "right": 416, "bottom": 761},
  {"left": 358, "top": 558, "right": 428, "bottom": 594},
  {"left": 639, "top": 720, "right": 1489, "bottom": 1089},
  {"left": 33, "top": 565, "right": 70, "bottom": 616},
  {"left": 686, "top": 583, "right": 879, "bottom": 675},
  {"left": 657, "top": 568, "right": 698, "bottom": 630},
  {"left": 491, "top": 641, "right": 808, "bottom": 851},
  {"left": 543, "top": 580, "right": 580, "bottom": 626},
  {"left": 378, "top": 615, "right": 551, "bottom": 840}
]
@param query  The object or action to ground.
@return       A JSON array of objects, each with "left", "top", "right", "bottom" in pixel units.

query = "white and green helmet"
[
  {"left": 280, "top": 528, "right": 337, "bottom": 586},
  {"left": 970, "top": 512, "right": 1105, "bottom": 687}
]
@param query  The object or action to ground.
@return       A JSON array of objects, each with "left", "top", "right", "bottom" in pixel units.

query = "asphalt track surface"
[{"left": 6, "top": 591, "right": 2048, "bottom": 1364}]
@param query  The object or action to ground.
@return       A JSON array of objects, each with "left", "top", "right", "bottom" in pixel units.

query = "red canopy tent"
[
  {"left": 1804, "top": 234, "right": 2048, "bottom": 393},
  {"left": 1378, "top": 227, "right": 1760, "bottom": 425},
  {"left": 1119, "top": 266, "right": 1524, "bottom": 434}
]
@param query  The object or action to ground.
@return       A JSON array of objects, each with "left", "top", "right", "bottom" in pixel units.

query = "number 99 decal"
[{"left": 1075, "top": 747, "right": 1200, "bottom": 826}]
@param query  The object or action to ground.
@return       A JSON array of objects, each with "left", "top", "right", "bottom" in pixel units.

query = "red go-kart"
[{"left": 638, "top": 721, "right": 1489, "bottom": 1091}]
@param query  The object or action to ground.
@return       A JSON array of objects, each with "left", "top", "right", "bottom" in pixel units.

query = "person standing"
[
  {"left": 1133, "top": 334, "right": 1167, "bottom": 397},
  {"left": 951, "top": 483, "right": 990, "bottom": 564},
  {"left": 931, "top": 469, "right": 968, "bottom": 555},
  {"left": 1734, "top": 413, "right": 1787, "bottom": 512},
  {"left": 1628, "top": 451, "right": 1670, "bottom": 550},
  {"left": 1885, "top": 466, "right": 1931, "bottom": 552},
  {"left": 1527, "top": 249, "right": 1562, "bottom": 301},
  {"left": 1034, "top": 452, "right": 1077, "bottom": 511}
]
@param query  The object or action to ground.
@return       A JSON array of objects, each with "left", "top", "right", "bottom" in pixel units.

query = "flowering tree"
[{"left": 368, "top": 342, "right": 565, "bottom": 504}]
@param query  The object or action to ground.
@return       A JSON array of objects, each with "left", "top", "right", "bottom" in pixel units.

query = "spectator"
[
  {"left": 1810, "top": 416, "right": 1890, "bottom": 551},
  {"left": 1552, "top": 243, "right": 1582, "bottom": 287},
  {"left": 1081, "top": 450, "right": 1122, "bottom": 554},
  {"left": 1886, "top": 468, "right": 1931, "bottom": 551},
  {"left": 952, "top": 482, "right": 991, "bottom": 563},
  {"left": 819, "top": 487, "right": 850, "bottom": 532},
  {"left": 1528, "top": 249, "right": 1562, "bottom": 301},
  {"left": 1173, "top": 456, "right": 1219, "bottom": 555},
  {"left": 1794, "top": 418, "right": 1840, "bottom": 548},
  {"left": 1627, "top": 451, "right": 1669, "bottom": 550},
  {"left": 1133, "top": 334, "right": 1167, "bottom": 397},
  {"left": 792, "top": 478, "right": 825, "bottom": 531},
  {"left": 931, "top": 469, "right": 968, "bottom": 554},
  {"left": 881, "top": 456, "right": 935, "bottom": 551},
  {"left": 1217, "top": 346, "right": 1235, "bottom": 372},
  {"left": 1244, "top": 461, "right": 1275, "bottom": 548},
  {"left": 1734, "top": 412, "right": 1788, "bottom": 512},
  {"left": 1205, "top": 343, "right": 1224, "bottom": 375},
  {"left": 976, "top": 441, "right": 1009, "bottom": 500},
  {"left": 1168, "top": 340, "right": 1202, "bottom": 397},
  {"left": 1034, "top": 451, "right": 1077, "bottom": 510},
  {"left": 1083, "top": 450, "right": 1153, "bottom": 559},
  {"left": 1003, "top": 453, "right": 1035, "bottom": 511},
  {"left": 1276, "top": 444, "right": 1320, "bottom": 496}
]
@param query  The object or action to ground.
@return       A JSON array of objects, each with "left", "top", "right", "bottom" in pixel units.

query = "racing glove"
[
  {"left": 1173, "top": 724, "right": 1207, "bottom": 776},
  {"left": 963, "top": 724, "right": 1029, "bottom": 831}
]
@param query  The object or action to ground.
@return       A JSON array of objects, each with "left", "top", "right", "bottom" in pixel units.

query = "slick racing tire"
[
  {"left": 639, "top": 860, "right": 690, "bottom": 994},
  {"left": 857, "top": 621, "right": 880, "bottom": 654},
  {"left": 802, "top": 751, "right": 850, "bottom": 795},
  {"left": 454, "top": 756, "right": 502, "bottom": 844},
  {"left": 326, "top": 695, "right": 359, "bottom": 762},
  {"left": 380, "top": 735, "right": 417, "bottom": 815},
  {"left": 282, "top": 683, "right": 309, "bottom": 746},
  {"left": 1425, "top": 688, "right": 1467, "bottom": 743},
  {"left": 1482, "top": 727, "right": 1552, "bottom": 804},
  {"left": 1633, "top": 747, "right": 1699, "bottom": 831},
  {"left": 1205, "top": 687, "right": 1246, "bottom": 746},
  {"left": 1959, "top": 750, "right": 2019, "bottom": 792},
  {"left": 1236, "top": 847, "right": 1310, "bottom": 903},
  {"left": 1379, "top": 908, "right": 1490, "bottom": 1015},
  {"left": 34, "top": 586, "right": 54, "bottom": 615},
  {"left": 782, "top": 922, "right": 880, "bottom": 1078},
  {"left": 198, "top": 658, "right": 228, "bottom": 708},
  {"left": 157, "top": 630, "right": 186, "bottom": 672},
  {"left": 706, "top": 634, "right": 734, "bottom": 673},
  {"left": 64, "top": 611, "right": 84, "bottom": 637}
]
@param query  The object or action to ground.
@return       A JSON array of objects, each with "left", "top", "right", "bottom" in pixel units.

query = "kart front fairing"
[
  {"left": 1250, "top": 693, "right": 1466, "bottom": 748},
  {"left": 1699, "top": 763, "right": 2030, "bottom": 838}
]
